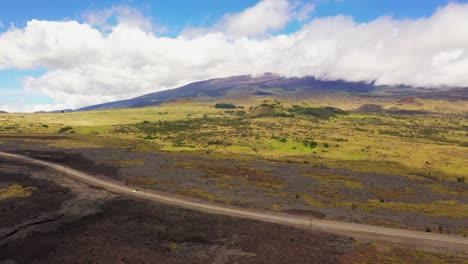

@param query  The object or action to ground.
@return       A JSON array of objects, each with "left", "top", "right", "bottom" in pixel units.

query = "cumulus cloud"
[
  {"left": 183, "top": 0, "right": 314, "bottom": 37},
  {"left": 82, "top": 5, "right": 166, "bottom": 33},
  {"left": 1, "top": 1, "right": 468, "bottom": 112},
  {"left": 216, "top": 0, "right": 315, "bottom": 37}
]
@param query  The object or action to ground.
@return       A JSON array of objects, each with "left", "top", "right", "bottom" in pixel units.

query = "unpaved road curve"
[{"left": 1, "top": 151, "right": 467, "bottom": 252}]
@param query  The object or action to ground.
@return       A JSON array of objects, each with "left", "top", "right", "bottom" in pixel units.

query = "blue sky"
[
  {"left": 0, "top": 1, "right": 458, "bottom": 32},
  {"left": 0, "top": 0, "right": 467, "bottom": 111},
  {"left": 3, "top": 0, "right": 461, "bottom": 23}
]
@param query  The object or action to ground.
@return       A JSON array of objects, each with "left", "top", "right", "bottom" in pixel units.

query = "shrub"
[
  {"left": 302, "top": 140, "right": 318, "bottom": 149},
  {"left": 457, "top": 177, "right": 465, "bottom": 183},
  {"left": 309, "top": 141, "right": 318, "bottom": 149},
  {"left": 207, "top": 140, "right": 223, "bottom": 145},
  {"left": 58, "top": 126, "right": 73, "bottom": 133},
  {"left": 214, "top": 103, "right": 237, "bottom": 109}
]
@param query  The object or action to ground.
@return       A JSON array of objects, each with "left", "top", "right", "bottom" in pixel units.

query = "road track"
[{"left": 1, "top": 151, "right": 467, "bottom": 251}]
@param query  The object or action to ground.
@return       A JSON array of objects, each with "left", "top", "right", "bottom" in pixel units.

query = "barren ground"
[
  {"left": 1, "top": 137, "right": 467, "bottom": 235},
  {"left": 1, "top": 153, "right": 467, "bottom": 263},
  {"left": 0, "top": 158, "right": 356, "bottom": 263}
]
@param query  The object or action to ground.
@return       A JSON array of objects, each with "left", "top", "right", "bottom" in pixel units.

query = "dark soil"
[
  {"left": 0, "top": 158, "right": 356, "bottom": 264},
  {"left": 1, "top": 139, "right": 467, "bottom": 235},
  {"left": 339, "top": 243, "right": 468, "bottom": 264},
  {"left": 3, "top": 198, "right": 356, "bottom": 264},
  {"left": 0, "top": 159, "right": 74, "bottom": 229},
  {"left": 9, "top": 149, "right": 119, "bottom": 179}
]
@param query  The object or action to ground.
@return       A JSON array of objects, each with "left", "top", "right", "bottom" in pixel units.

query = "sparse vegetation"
[
  {"left": 0, "top": 184, "right": 36, "bottom": 200},
  {"left": 116, "top": 160, "right": 146, "bottom": 167},
  {"left": 1, "top": 97, "right": 467, "bottom": 235},
  {"left": 178, "top": 188, "right": 217, "bottom": 200}
]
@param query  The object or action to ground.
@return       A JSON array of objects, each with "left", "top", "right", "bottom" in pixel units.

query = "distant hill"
[
  {"left": 248, "top": 103, "right": 293, "bottom": 118},
  {"left": 395, "top": 96, "right": 423, "bottom": 106},
  {"left": 355, "top": 104, "right": 385, "bottom": 113}
]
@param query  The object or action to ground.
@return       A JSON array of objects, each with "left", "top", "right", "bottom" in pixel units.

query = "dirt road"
[{"left": 1, "top": 151, "right": 467, "bottom": 252}]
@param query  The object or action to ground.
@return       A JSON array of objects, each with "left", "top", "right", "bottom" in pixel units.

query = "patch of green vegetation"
[
  {"left": 426, "top": 183, "right": 468, "bottom": 197},
  {"left": 214, "top": 103, "right": 237, "bottom": 109},
  {"left": 302, "top": 140, "right": 318, "bottom": 149},
  {"left": 265, "top": 191, "right": 292, "bottom": 199},
  {"left": 58, "top": 126, "right": 73, "bottom": 133},
  {"left": 248, "top": 102, "right": 292, "bottom": 118},
  {"left": 302, "top": 194, "right": 326, "bottom": 208},
  {"left": 351, "top": 199, "right": 468, "bottom": 218},
  {"left": 316, "top": 186, "right": 347, "bottom": 200},
  {"left": 271, "top": 204, "right": 282, "bottom": 211},
  {"left": 215, "top": 183, "right": 238, "bottom": 189},
  {"left": 348, "top": 199, "right": 467, "bottom": 218},
  {"left": 304, "top": 172, "right": 364, "bottom": 189},
  {"left": 0, "top": 184, "right": 36, "bottom": 200},
  {"left": 178, "top": 188, "right": 217, "bottom": 200},
  {"left": 169, "top": 242, "right": 180, "bottom": 250},
  {"left": 303, "top": 187, "right": 468, "bottom": 218},
  {"left": 256, "top": 182, "right": 285, "bottom": 190},
  {"left": 124, "top": 176, "right": 158, "bottom": 186},
  {"left": 180, "top": 162, "right": 286, "bottom": 191},
  {"left": 116, "top": 160, "right": 146, "bottom": 167},
  {"left": 341, "top": 180, "right": 364, "bottom": 189},
  {"left": 289, "top": 105, "right": 348, "bottom": 119},
  {"left": 370, "top": 187, "right": 416, "bottom": 200},
  {"left": 457, "top": 227, "right": 468, "bottom": 237}
]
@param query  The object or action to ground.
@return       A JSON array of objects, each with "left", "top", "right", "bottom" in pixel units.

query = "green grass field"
[{"left": 0, "top": 99, "right": 467, "bottom": 181}]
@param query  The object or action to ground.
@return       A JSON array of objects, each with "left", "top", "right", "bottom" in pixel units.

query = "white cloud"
[
  {"left": 293, "top": 2, "right": 316, "bottom": 22},
  {"left": 216, "top": 0, "right": 314, "bottom": 37},
  {"left": 1, "top": 2, "right": 468, "bottom": 112},
  {"left": 184, "top": 0, "right": 315, "bottom": 37},
  {"left": 83, "top": 5, "right": 166, "bottom": 33}
]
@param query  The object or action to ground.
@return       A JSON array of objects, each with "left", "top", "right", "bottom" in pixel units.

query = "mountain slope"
[
  {"left": 77, "top": 73, "right": 468, "bottom": 111},
  {"left": 77, "top": 74, "right": 375, "bottom": 111}
]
